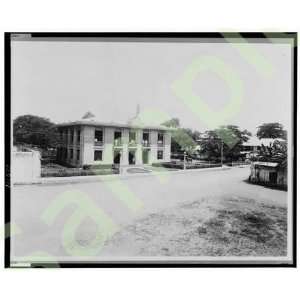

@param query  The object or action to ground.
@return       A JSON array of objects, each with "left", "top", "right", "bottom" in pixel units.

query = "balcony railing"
[
  {"left": 142, "top": 140, "right": 151, "bottom": 147},
  {"left": 157, "top": 141, "right": 164, "bottom": 147},
  {"left": 128, "top": 141, "right": 137, "bottom": 147},
  {"left": 94, "top": 140, "right": 103, "bottom": 147},
  {"left": 114, "top": 139, "right": 123, "bottom": 146}
]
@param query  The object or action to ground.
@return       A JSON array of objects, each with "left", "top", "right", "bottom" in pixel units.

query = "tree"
[
  {"left": 170, "top": 128, "right": 197, "bottom": 154},
  {"left": 257, "top": 140, "right": 287, "bottom": 163},
  {"left": 162, "top": 118, "right": 198, "bottom": 154},
  {"left": 13, "top": 115, "right": 60, "bottom": 149},
  {"left": 162, "top": 118, "right": 180, "bottom": 128},
  {"left": 199, "top": 125, "right": 252, "bottom": 162},
  {"left": 197, "top": 130, "right": 222, "bottom": 161},
  {"left": 257, "top": 123, "right": 287, "bottom": 139}
]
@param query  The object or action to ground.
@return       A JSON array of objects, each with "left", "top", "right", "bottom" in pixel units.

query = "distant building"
[
  {"left": 249, "top": 161, "right": 287, "bottom": 189},
  {"left": 56, "top": 111, "right": 172, "bottom": 167},
  {"left": 241, "top": 137, "right": 285, "bottom": 159}
]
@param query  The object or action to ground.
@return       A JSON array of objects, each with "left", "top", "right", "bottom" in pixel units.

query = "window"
[
  {"left": 143, "top": 132, "right": 149, "bottom": 141},
  {"left": 129, "top": 131, "right": 136, "bottom": 143},
  {"left": 63, "top": 130, "right": 67, "bottom": 142},
  {"left": 77, "top": 149, "right": 80, "bottom": 161},
  {"left": 95, "top": 130, "right": 103, "bottom": 143},
  {"left": 143, "top": 132, "right": 150, "bottom": 146},
  {"left": 157, "top": 150, "right": 163, "bottom": 160},
  {"left": 94, "top": 150, "right": 103, "bottom": 161},
  {"left": 70, "top": 130, "right": 74, "bottom": 143},
  {"left": 158, "top": 132, "right": 164, "bottom": 145},
  {"left": 77, "top": 130, "right": 81, "bottom": 143},
  {"left": 114, "top": 131, "right": 122, "bottom": 145},
  {"left": 70, "top": 148, "right": 73, "bottom": 159}
]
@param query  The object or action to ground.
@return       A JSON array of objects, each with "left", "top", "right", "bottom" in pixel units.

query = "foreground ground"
[
  {"left": 11, "top": 166, "right": 288, "bottom": 261},
  {"left": 102, "top": 195, "right": 287, "bottom": 257}
]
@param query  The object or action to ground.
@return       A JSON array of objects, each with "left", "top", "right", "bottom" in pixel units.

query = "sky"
[{"left": 11, "top": 38, "right": 293, "bottom": 135}]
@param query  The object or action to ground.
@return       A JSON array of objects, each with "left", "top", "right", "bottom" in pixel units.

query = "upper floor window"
[
  {"left": 77, "top": 130, "right": 81, "bottom": 143},
  {"left": 114, "top": 131, "right": 122, "bottom": 145},
  {"left": 129, "top": 131, "right": 136, "bottom": 144},
  {"left": 142, "top": 132, "right": 150, "bottom": 146},
  {"left": 158, "top": 132, "right": 164, "bottom": 146},
  {"left": 95, "top": 130, "right": 103, "bottom": 145},
  {"left": 70, "top": 129, "right": 74, "bottom": 143}
]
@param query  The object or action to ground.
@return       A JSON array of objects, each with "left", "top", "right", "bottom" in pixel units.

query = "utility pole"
[{"left": 220, "top": 140, "right": 223, "bottom": 167}]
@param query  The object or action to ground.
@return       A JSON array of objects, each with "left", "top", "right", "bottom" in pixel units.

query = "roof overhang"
[{"left": 56, "top": 120, "right": 173, "bottom": 131}]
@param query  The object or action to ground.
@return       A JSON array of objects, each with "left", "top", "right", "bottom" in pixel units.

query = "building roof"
[
  {"left": 243, "top": 136, "right": 285, "bottom": 147},
  {"left": 253, "top": 161, "right": 279, "bottom": 167},
  {"left": 56, "top": 111, "right": 172, "bottom": 131}
]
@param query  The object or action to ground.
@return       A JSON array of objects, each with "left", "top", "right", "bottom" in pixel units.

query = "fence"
[{"left": 152, "top": 161, "right": 222, "bottom": 170}]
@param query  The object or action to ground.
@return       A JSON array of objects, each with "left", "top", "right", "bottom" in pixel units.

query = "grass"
[{"left": 102, "top": 196, "right": 287, "bottom": 257}]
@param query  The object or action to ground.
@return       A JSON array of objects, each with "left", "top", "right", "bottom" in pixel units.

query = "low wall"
[{"left": 12, "top": 150, "right": 41, "bottom": 183}]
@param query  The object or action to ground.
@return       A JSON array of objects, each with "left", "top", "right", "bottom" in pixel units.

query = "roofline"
[{"left": 55, "top": 120, "right": 174, "bottom": 131}]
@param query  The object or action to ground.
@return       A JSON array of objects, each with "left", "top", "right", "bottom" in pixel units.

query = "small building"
[
  {"left": 249, "top": 161, "right": 287, "bottom": 189},
  {"left": 55, "top": 111, "right": 172, "bottom": 167}
]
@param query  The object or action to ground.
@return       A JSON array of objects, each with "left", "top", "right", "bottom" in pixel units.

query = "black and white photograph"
[{"left": 5, "top": 33, "right": 296, "bottom": 267}]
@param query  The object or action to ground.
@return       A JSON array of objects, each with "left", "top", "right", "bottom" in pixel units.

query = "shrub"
[{"left": 41, "top": 167, "right": 119, "bottom": 177}]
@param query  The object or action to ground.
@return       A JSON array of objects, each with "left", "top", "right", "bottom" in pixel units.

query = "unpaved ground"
[
  {"left": 11, "top": 166, "right": 288, "bottom": 260},
  {"left": 101, "top": 196, "right": 287, "bottom": 257}
]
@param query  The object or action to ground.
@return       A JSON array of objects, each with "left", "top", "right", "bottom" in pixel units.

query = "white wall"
[{"left": 11, "top": 150, "right": 41, "bottom": 183}]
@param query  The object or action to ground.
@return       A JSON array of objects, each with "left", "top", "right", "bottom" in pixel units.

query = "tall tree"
[
  {"left": 257, "top": 122, "right": 287, "bottom": 139},
  {"left": 199, "top": 125, "right": 252, "bottom": 162},
  {"left": 13, "top": 115, "right": 60, "bottom": 149}
]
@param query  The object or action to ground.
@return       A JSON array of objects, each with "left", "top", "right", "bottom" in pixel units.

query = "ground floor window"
[
  {"left": 69, "top": 148, "right": 73, "bottom": 159},
  {"left": 157, "top": 150, "right": 164, "bottom": 160},
  {"left": 77, "top": 149, "right": 80, "bottom": 161},
  {"left": 94, "top": 150, "right": 103, "bottom": 161}
]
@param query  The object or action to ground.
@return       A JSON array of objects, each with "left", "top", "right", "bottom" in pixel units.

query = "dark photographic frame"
[{"left": 4, "top": 32, "right": 297, "bottom": 268}]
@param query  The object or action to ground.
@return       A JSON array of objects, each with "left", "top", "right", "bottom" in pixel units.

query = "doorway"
[
  {"left": 269, "top": 172, "right": 278, "bottom": 184},
  {"left": 129, "top": 151, "right": 136, "bottom": 165},
  {"left": 113, "top": 150, "right": 121, "bottom": 164},
  {"left": 142, "top": 149, "right": 149, "bottom": 164}
]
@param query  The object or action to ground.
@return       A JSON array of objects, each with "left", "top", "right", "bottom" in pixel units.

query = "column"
[
  {"left": 122, "top": 128, "right": 129, "bottom": 165},
  {"left": 164, "top": 131, "right": 171, "bottom": 162},
  {"left": 103, "top": 127, "right": 114, "bottom": 164},
  {"left": 135, "top": 129, "right": 143, "bottom": 165},
  {"left": 150, "top": 130, "right": 158, "bottom": 164},
  {"left": 82, "top": 126, "right": 95, "bottom": 165}
]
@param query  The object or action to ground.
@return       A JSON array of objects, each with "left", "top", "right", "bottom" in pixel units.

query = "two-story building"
[{"left": 56, "top": 112, "right": 172, "bottom": 167}]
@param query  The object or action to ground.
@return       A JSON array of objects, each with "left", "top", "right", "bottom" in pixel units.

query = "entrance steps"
[{"left": 119, "top": 165, "right": 152, "bottom": 175}]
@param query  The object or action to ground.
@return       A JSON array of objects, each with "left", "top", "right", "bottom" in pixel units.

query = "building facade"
[{"left": 56, "top": 115, "right": 172, "bottom": 167}]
